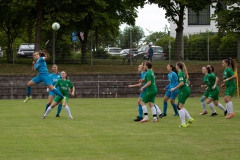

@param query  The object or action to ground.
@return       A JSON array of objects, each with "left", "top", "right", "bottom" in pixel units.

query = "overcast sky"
[{"left": 120, "top": 4, "right": 170, "bottom": 36}]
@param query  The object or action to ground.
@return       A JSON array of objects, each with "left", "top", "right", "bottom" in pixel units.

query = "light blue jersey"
[
  {"left": 34, "top": 57, "right": 48, "bottom": 75},
  {"left": 139, "top": 71, "right": 147, "bottom": 98},
  {"left": 50, "top": 73, "right": 61, "bottom": 86},
  {"left": 165, "top": 71, "right": 179, "bottom": 90}
]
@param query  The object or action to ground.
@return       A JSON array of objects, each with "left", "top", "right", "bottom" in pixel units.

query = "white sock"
[
  {"left": 217, "top": 103, "right": 226, "bottom": 111},
  {"left": 201, "top": 102, "right": 207, "bottom": 111},
  {"left": 208, "top": 103, "right": 216, "bottom": 113},
  {"left": 179, "top": 109, "right": 186, "bottom": 124},
  {"left": 151, "top": 106, "right": 157, "bottom": 120},
  {"left": 227, "top": 101, "right": 233, "bottom": 113},
  {"left": 64, "top": 105, "right": 72, "bottom": 117},
  {"left": 225, "top": 103, "right": 229, "bottom": 114},
  {"left": 154, "top": 104, "right": 162, "bottom": 115},
  {"left": 44, "top": 107, "right": 52, "bottom": 116},
  {"left": 142, "top": 105, "right": 149, "bottom": 119},
  {"left": 183, "top": 108, "right": 191, "bottom": 119}
]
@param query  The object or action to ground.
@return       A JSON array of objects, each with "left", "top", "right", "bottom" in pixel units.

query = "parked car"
[
  {"left": 0, "top": 47, "right": 3, "bottom": 58},
  {"left": 105, "top": 47, "right": 122, "bottom": 56},
  {"left": 17, "top": 43, "right": 35, "bottom": 58},
  {"left": 120, "top": 48, "right": 138, "bottom": 57},
  {"left": 134, "top": 45, "right": 166, "bottom": 60}
]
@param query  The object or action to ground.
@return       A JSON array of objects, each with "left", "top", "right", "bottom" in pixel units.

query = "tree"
[
  {"left": 212, "top": 0, "right": 240, "bottom": 36},
  {"left": 148, "top": 0, "right": 212, "bottom": 60},
  {"left": 119, "top": 26, "right": 145, "bottom": 49}
]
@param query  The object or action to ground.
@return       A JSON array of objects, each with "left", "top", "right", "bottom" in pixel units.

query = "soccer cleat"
[
  {"left": 62, "top": 96, "right": 66, "bottom": 104},
  {"left": 140, "top": 118, "right": 149, "bottom": 123},
  {"left": 199, "top": 110, "right": 208, "bottom": 115},
  {"left": 41, "top": 115, "right": 45, "bottom": 119},
  {"left": 225, "top": 113, "right": 235, "bottom": 119},
  {"left": 211, "top": 112, "right": 218, "bottom": 117},
  {"left": 56, "top": 114, "right": 60, "bottom": 117},
  {"left": 159, "top": 113, "right": 166, "bottom": 118},
  {"left": 173, "top": 113, "right": 179, "bottom": 117},
  {"left": 224, "top": 110, "right": 228, "bottom": 116},
  {"left": 23, "top": 96, "right": 32, "bottom": 103},
  {"left": 188, "top": 118, "right": 194, "bottom": 124},
  {"left": 179, "top": 123, "right": 189, "bottom": 128},
  {"left": 134, "top": 116, "right": 143, "bottom": 121},
  {"left": 69, "top": 116, "right": 73, "bottom": 119},
  {"left": 152, "top": 119, "right": 158, "bottom": 122}
]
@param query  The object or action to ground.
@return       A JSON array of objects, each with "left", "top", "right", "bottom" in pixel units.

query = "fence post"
[
  {"left": 98, "top": 75, "right": 99, "bottom": 98},
  {"left": 10, "top": 81, "right": 13, "bottom": 99},
  {"left": 168, "top": 31, "right": 171, "bottom": 64},
  {"left": 238, "top": 39, "right": 240, "bottom": 62},
  {"left": 207, "top": 33, "right": 209, "bottom": 64}
]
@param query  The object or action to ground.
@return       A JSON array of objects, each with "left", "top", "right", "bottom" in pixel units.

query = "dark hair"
[
  {"left": 176, "top": 61, "right": 189, "bottom": 79},
  {"left": 38, "top": 50, "right": 49, "bottom": 58},
  {"left": 205, "top": 66, "right": 212, "bottom": 74},
  {"left": 169, "top": 64, "right": 178, "bottom": 75},
  {"left": 209, "top": 65, "right": 214, "bottom": 72},
  {"left": 223, "top": 57, "right": 237, "bottom": 71},
  {"left": 145, "top": 61, "right": 152, "bottom": 69}
]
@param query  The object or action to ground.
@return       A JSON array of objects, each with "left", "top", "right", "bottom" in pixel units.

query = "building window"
[{"left": 188, "top": 6, "right": 210, "bottom": 25}]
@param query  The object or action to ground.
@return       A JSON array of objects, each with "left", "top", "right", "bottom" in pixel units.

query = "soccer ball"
[{"left": 52, "top": 22, "right": 60, "bottom": 31}]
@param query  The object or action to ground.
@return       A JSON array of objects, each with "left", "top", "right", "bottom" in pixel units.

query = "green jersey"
[
  {"left": 206, "top": 73, "right": 216, "bottom": 91},
  {"left": 144, "top": 69, "right": 157, "bottom": 91},
  {"left": 178, "top": 70, "right": 188, "bottom": 90},
  {"left": 223, "top": 67, "right": 236, "bottom": 87},
  {"left": 55, "top": 79, "right": 74, "bottom": 96}
]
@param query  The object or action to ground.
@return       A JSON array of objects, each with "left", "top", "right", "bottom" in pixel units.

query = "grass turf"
[{"left": 0, "top": 97, "right": 240, "bottom": 160}]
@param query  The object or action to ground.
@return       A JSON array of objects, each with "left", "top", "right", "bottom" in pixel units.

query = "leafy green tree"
[{"left": 119, "top": 26, "right": 145, "bottom": 49}]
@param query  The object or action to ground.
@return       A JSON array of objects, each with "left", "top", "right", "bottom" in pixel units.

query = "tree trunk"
[
  {"left": 35, "top": 0, "right": 44, "bottom": 51},
  {"left": 78, "top": 31, "right": 88, "bottom": 64},
  {"left": 174, "top": 6, "right": 185, "bottom": 60}
]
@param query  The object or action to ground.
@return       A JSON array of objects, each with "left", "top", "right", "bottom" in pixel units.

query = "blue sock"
[
  {"left": 163, "top": 102, "right": 167, "bottom": 114},
  {"left": 172, "top": 103, "right": 178, "bottom": 115},
  {"left": 27, "top": 86, "right": 31, "bottom": 96},
  {"left": 57, "top": 104, "right": 62, "bottom": 115},
  {"left": 138, "top": 105, "right": 143, "bottom": 118},
  {"left": 45, "top": 104, "right": 50, "bottom": 112},
  {"left": 52, "top": 88, "right": 64, "bottom": 98}
]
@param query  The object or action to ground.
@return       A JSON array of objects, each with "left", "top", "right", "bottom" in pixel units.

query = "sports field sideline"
[{"left": 0, "top": 97, "right": 240, "bottom": 160}]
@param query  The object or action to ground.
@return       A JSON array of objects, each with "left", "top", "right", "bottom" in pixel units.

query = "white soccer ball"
[{"left": 52, "top": 22, "right": 60, "bottom": 31}]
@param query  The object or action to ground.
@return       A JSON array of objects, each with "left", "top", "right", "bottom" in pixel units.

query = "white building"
[{"left": 170, "top": 4, "right": 219, "bottom": 36}]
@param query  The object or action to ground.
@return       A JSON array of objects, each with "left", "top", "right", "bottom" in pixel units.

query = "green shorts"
[
  {"left": 142, "top": 89, "right": 158, "bottom": 103},
  {"left": 208, "top": 87, "right": 219, "bottom": 101},
  {"left": 225, "top": 84, "right": 236, "bottom": 97},
  {"left": 54, "top": 95, "right": 69, "bottom": 104},
  {"left": 178, "top": 86, "right": 190, "bottom": 104},
  {"left": 203, "top": 90, "right": 210, "bottom": 98}
]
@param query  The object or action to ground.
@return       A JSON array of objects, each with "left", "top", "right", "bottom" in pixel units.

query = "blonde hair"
[{"left": 176, "top": 61, "right": 189, "bottom": 79}]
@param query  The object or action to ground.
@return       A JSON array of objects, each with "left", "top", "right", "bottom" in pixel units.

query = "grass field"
[{"left": 1, "top": 97, "right": 240, "bottom": 160}]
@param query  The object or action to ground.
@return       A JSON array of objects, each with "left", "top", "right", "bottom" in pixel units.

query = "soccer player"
[
  {"left": 139, "top": 61, "right": 159, "bottom": 123},
  {"left": 221, "top": 58, "right": 237, "bottom": 119},
  {"left": 23, "top": 51, "right": 65, "bottom": 103},
  {"left": 201, "top": 66, "right": 227, "bottom": 116},
  {"left": 128, "top": 63, "right": 162, "bottom": 121},
  {"left": 170, "top": 61, "right": 194, "bottom": 127},
  {"left": 42, "top": 71, "right": 75, "bottom": 119},
  {"left": 45, "top": 64, "right": 63, "bottom": 117},
  {"left": 161, "top": 64, "right": 179, "bottom": 117}
]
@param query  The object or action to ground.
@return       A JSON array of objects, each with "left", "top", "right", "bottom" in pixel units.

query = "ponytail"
[
  {"left": 169, "top": 64, "right": 178, "bottom": 75},
  {"left": 223, "top": 57, "right": 237, "bottom": 71},
  {"left": 176, "top": 61, "right": 189, "bottom": 80}
]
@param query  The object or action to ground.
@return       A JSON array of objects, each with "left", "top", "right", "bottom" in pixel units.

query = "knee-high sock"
[
  {"left": 163, "top": 102, "right": 167, "bottom": 114},
  {"left": 27, "top": 86, "right": 31, "bottom": 97},
  {"left": 51, "top": 88, "right": 64, "bottom": 98},
  {"left": 179, "top": 109, "right": 186, "bottom": 124},
  {"left": 216, "top": 103, "right": 226, "bottom": 111},
  {"left": 57, "top": 104, "right": 62, "bottom": 115},
  {"left": 183, "top": 108, "right": 191, "bottom": 119},
  {"left": 208, "top": 103, "right": 216, "bottom": 113},
  {"left": 142, "top": 105, "right": 148, "bottom": 119},
  {"left": 65, "top": 105, "right": 72, "bottom": 117},
  {"left": 225, "top": 103, "right": 229, "bottom": 114},
  {"left": 172, "top": 103, "right": 178, "bottom": 115},
  {"left": 227, "top": 101, "right": 233, "bottom": 113},
  {"left": 151, "top": 106, "right": 157, "bottom": 120},
  {"left": 43, "top": 107, "right": 52, "bottom": 116},
  {"left": 154, "top": 104, "right": 162, "bottom": 115},
  {"left": 45, "top": 103, "right": 50, "bottom": 112}
]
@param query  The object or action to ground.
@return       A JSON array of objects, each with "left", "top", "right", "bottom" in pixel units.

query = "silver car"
[
  {"left": 0, "top": 47, "right": 3, "bottom": 58},
  {"left": 134, "top": 45, "right": 166, "bottom": 60}
]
